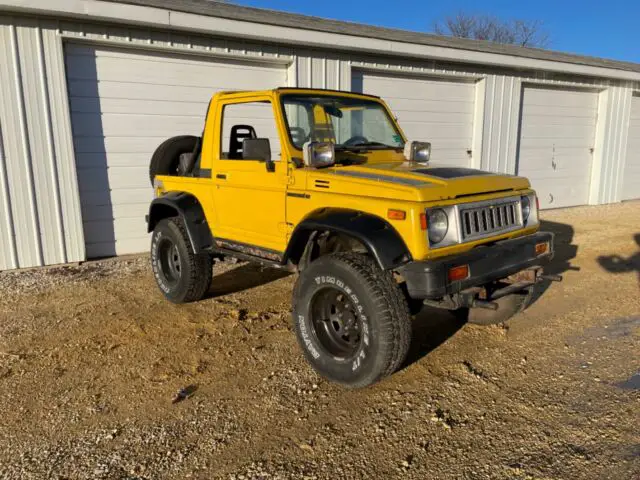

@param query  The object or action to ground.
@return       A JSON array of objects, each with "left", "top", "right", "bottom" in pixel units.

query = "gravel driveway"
[{"left": 0, "top": 202, "right": 638, "bottom": 479}]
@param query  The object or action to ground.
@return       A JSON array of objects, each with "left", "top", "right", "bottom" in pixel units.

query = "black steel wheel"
[
  {"left": 310, "top": 287, "right": 363, "bottom": 359},
  {"left": 292, "top": 252, "right": 412, "bottom": 388},
  {"left": 156, "top": 237, "right": 182, "bottom": 288},
  {"left": 150, "top": 217, "right": 212, "bottom": 303}
]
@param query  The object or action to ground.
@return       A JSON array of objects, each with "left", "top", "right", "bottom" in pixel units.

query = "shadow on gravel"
[
  {"left": 402, "top": 306, "right": 466, "bottom": 369},
  {"left": 597, "top": 233, "right": 640, "bottom": 283},
  {"left": 540, "top": 219, "right": 579, "bottom": 276},
  {"left": 402, "top": 219, "right": 582, "bottom": 368},
  {"left": 528, "top": 219, "right": 580, "bottom": 308},
  {"left": 207, "top": 262, "right": 291, "bottom": 298}
]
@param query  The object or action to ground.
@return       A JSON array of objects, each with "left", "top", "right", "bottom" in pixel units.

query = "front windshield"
[{"left": 281, "top": 94, "right": 404, "bottom": 150}]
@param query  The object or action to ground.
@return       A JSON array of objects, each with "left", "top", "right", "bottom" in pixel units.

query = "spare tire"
[{"left": 149, "top": 135, "right": 199, "bottom": 186}]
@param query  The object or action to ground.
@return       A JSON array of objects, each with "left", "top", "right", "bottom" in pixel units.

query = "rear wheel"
[
  {"left": 150, "top": 217, "right": 212, "bottom": 303},
  {"left": 292, "top": 253, "right": 411, "bottom": 388}
]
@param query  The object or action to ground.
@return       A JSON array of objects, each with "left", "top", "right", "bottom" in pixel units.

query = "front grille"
[{"left": 460, "top": 200, "right": 520, "bottom": 240}]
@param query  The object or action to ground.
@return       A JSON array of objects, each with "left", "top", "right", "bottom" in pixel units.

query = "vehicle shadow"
[
  {"left": 206, "top": 262, "right": 291, "bottom": 298},
  {"left": 540, "top": 219, "right": 579, "bottom": 275},
  {"left": 401, "top": 306, "right": 466, "bottom": 369},
  {"left": 528, "top": 219, "right": 580, "bottom": 307},
  {"left": 402, "top": 218, "right": 581, "bottom": 369},
  {"left": 597, "top": 233, "right": 640, "bottom": 283}
]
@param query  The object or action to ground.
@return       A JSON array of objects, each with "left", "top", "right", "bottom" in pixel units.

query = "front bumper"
[{"left": 399, "top": 232, "right": 555, "bottom": 299}]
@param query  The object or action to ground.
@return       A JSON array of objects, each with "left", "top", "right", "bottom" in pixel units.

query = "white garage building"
[{"left": 0, "top": 0, "right": 638, "bottom": 270}]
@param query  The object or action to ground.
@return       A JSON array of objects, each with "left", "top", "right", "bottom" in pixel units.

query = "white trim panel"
[{"left": 3, "top": 0, "right": 640, "bottom": 81}]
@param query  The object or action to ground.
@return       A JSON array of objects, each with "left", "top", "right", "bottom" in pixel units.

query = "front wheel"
[
  {"left": 150, "top": 217, "right": 212, "bottom": 303},
  {"left": 292, "top": 253, "right": 412, "bottom": 388}
]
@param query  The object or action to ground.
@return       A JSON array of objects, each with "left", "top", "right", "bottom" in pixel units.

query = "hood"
[{"left": 309, "top": 162, "right": 531, "bottom": 202}]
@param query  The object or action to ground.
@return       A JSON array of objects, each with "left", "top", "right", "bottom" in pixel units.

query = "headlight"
[
  {"left": 427, "top": 209, "right": 448, "bottom": 244},
  {"left": 521, "top": 195, "right": 531, "bottom": 222}
]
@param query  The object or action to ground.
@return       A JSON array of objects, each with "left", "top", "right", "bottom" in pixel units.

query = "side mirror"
[
  {"left": 403, "top": 141, "right": 431, "bottom": 164},
  {"left": 303, "top": 141, "right": 335, "bottom": 168},
  {"left": 243, "top": 138, "right": 275, "bottom": 172}
]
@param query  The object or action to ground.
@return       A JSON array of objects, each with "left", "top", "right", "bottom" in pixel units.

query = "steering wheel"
[
  {"left": 290, "top": 127, "right": 309, "bottom": 146},
  {"left": 342, "top": 135, "right": 369, "bottom": 146}
]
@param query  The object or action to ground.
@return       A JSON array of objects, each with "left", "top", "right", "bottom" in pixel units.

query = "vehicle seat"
[
  {"left": 177, "top": 135, "right": 203, "bottom": 177},
  {"left": 229, "top": 125, "right": 257, "bottom": 159},
  {"left": 177, "top": 152, "right": 196, "bottom": 176}
]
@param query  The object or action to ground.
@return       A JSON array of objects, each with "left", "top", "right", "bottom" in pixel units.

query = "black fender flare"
[
  {"left": 284, "top": 208, "right": 411, "bottom": 270},
  {"left": 146, "top": 192, "right": 213, "bottom": 253}
]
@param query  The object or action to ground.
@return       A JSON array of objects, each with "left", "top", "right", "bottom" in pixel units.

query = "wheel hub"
[
  {"left": 158, "top": 238, "right": 182, "bottom": 287},
  {"left": 310, "top": 288, "right": 362, "bottom": 358}
]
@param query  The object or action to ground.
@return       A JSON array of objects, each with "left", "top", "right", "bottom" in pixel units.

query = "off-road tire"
[
  {"left": 456, "top": 288, "right": 535, "bottom": 326},
  {"left": 150, "top": 217, "right": 212, "bottom": 303},
  {"left": 292, "top": 252, "right": 412, "bottom": 388},
  {"left": 149, "top": 135, "right": 199, "bottom": 186}
]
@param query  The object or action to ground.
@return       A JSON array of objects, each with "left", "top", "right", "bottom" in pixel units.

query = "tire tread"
[
  {"left": 293, "top": 252, "right": 411, "bottom": 388},
  {"left": 153, "top": 217, "right": 212, "bottom": 303}
]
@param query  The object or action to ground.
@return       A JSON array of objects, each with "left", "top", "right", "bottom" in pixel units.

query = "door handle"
[{"left": 216, "top": 173, "right": 227, "bottom": 180}]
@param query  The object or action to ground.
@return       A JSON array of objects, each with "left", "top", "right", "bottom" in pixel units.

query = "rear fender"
[{"left": 146, "top": 192, "right": 213, "bottom": 253}]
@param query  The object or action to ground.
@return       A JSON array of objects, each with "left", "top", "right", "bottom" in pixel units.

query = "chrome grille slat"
[{"left": 460, "top": 199, "right": 521, "bottom": 241}]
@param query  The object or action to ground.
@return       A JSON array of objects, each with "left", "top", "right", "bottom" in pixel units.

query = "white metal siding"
[
  {"left": 517, "top": 86, "right": 598, "bottom": 209},
  {"left": 351, "top": 70, "right": 475, "bottom": 166},
  {"left": 65, "top": 43, "right": 286, "bottom": 258},
  {"left": 481, "top": 75, "right": 522, "bottom": 174},
  {"left": 622, "top": 94, "right": 640, "bottom": 200},
  {"left": 0, "top": 14, "right": 638, "bottom": 272},
  {"left": 0, "top": 19, "right": 85, "bottom": 271}
]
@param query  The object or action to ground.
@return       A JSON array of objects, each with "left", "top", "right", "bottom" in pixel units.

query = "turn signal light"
[
  {"left": 535, "top": 242, "right": 549, "bottom": 256},
  {"left": 420, "top": 213, "right": 428, "bottom": 230},
  {"left": 448, "top": 265, "right": 469, "bottom": 282},
  {"left": 387, "top": 209, "right": 406, "bottom": 220}
]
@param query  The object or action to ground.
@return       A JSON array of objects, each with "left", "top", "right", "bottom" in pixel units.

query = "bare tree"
[{"left": 434, "top": 12, "right": 550, "bottom": 48}]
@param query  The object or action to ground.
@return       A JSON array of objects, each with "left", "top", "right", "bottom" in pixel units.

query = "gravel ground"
[{"left": 0, "top": 202, "right": 638, "bottom": 479}]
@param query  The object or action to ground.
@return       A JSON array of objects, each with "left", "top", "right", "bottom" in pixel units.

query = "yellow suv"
[{"left": 146, "top": 88, "right": 557, "bottom": 388}]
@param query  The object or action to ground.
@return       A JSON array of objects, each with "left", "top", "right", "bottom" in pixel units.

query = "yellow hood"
[{"left": 309, "top": 162, "right": 531, "bottom": 203}]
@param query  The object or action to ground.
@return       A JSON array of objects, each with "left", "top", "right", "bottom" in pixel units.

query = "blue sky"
[{"left": 236, "top": 0, "right": 639, "bottom": 64}]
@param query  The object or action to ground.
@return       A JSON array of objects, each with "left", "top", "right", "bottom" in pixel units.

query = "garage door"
[
  {"left": 352, "top": 71, "right": 475, "bottom": 167},
  {"left": 65, "top": 44, "right": 286, "bottom": 258},
  {"left": 622, "top": 93, "right": 640, "bottom": 200},
  {"left": 517, "top": 86, "right": 597, "bottom": 209}
]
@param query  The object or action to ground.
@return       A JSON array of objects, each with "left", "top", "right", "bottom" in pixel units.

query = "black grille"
[{"left": 460, "top": 201, "right": 519, "bottom": 239}]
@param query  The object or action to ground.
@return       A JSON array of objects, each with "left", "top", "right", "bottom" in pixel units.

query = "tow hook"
[
  {"left": 540, "top": 273, "right": 563, "bottom": 282},
  {"left": 489, "top": 274, "right": 561, "bottom": 301},
  {"left": 470, "top": 298, "right": 499, "bottom": 311},
  {"left": 422, "top": 271, "right": 563, "bottom": 311}
]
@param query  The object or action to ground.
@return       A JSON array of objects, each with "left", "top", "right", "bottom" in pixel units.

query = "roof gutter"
[{"left": 1, "top": 0, "right": 639, "bottom": 83}]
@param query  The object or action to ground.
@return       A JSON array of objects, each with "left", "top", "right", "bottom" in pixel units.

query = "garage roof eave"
[{"left": 1, "top": 0, "right": 640, "bottom": 83}]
